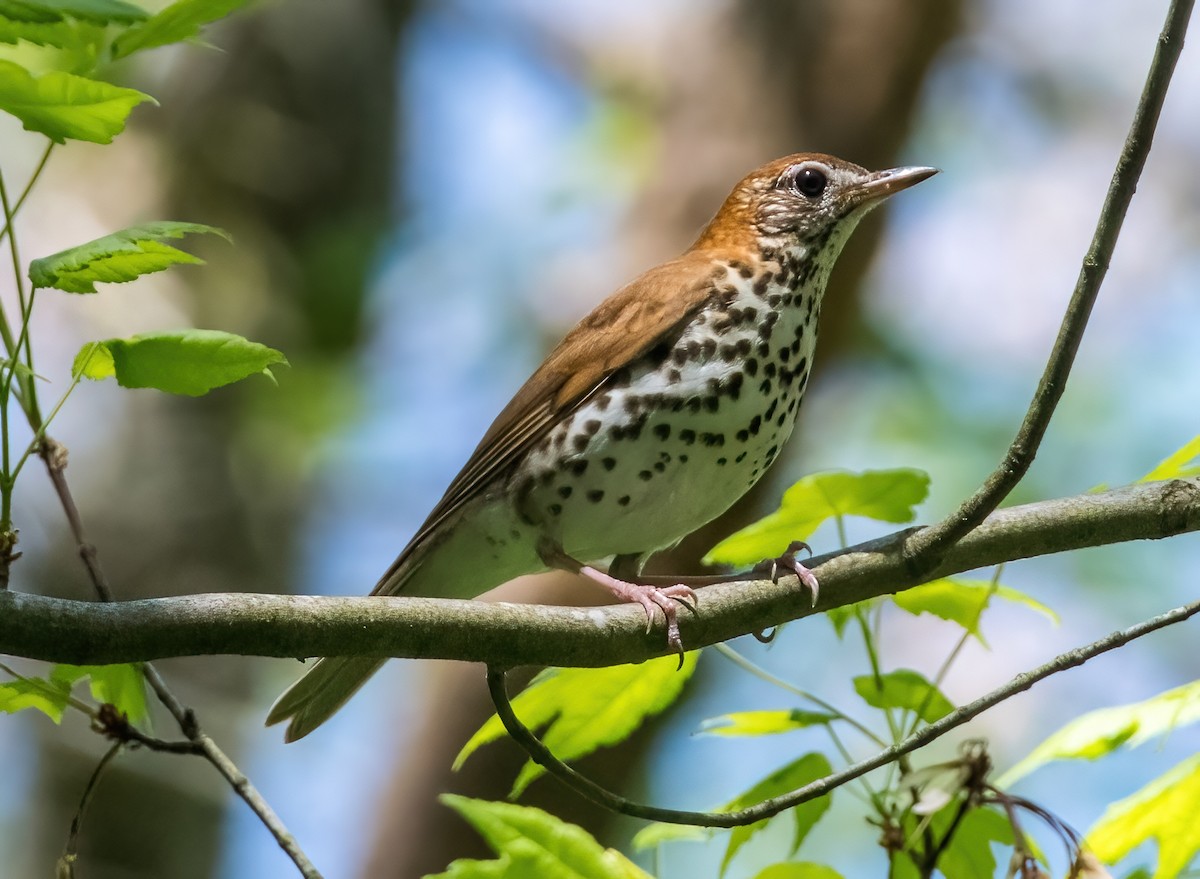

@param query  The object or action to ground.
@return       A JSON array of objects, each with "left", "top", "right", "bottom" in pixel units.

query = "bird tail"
[{"left": 266, "top": 656, "right": 386, "bottom": 743}]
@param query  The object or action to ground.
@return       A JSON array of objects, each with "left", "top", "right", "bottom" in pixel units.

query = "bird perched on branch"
[{"left": 268, "top": 153, "right": 936, "bottom": 741}]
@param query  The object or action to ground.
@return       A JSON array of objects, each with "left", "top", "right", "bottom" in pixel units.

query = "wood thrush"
[{"left": 268, "top": 153, "right": 936, "bottom": 741}]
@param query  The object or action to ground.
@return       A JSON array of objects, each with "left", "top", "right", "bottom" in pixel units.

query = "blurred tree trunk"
[
  {"left": 26, "top": 1, "right": 411, "bottom": 877},
  {"left": 363, "top": 2, "right": 961, "bottom": 877}
]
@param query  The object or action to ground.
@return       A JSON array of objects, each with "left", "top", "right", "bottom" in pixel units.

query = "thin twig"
[
  {"left": 38, "top": 440, "right": 323, "bottom": 879},
  {"left": 61, "top": 742, "right": 123, "bottom": 873},
  {"left": 486, "top": 598, "right": 1200, "bottom": 827},
  {"left": 902, "top": 0, "right": 1195, "bottom": 574}
]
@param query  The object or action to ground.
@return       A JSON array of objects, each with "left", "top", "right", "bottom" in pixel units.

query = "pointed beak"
[{"left": 851, "top": 165, "right": 939, "bottom": 206}]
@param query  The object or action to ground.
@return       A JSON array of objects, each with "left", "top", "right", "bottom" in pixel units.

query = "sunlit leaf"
[
  {"left": 1087, "top": 753, "right": 1200, "bottom": 879},
  {"left": 0, "top": 675, "right": 71, "bottom": 722},
  {"left": 426, "top": 795, "right": 653, "bottom": 879},
  {"left": 0, "top": 59, "right": 153, "bottom": 143},
  {"left": 893, "top": 577, "right": 1057, "bottom": 645},
  {"left": 853, "top": 669, "right": 954, "bottom": 724},
  {"left": 51, "top": 663, "right": 147, "bottom": 724},
  {"left": 30, "top": 221, "right": 229, "bottom": 293},
  {"left": 629, "top": 822, "right": 708, "bottom": 851},
  {"left": 1140, "top": 434, "right": 1200, "bottom": 482},
  {"left": 997, "top": 680, "right": 1200, "bottom": 787},
  {"left": 73, "top": 330, "right": 287, "bottom": 396},
  {"left": 706, "top": 469, "right": 929, "bottom": 566},
  {"left": 721, "top": 753, "right": 833, "bottom": 876},
  {"left": 456, "top": 653, "right": 699, "bottom": 797},
  {"left": 112, "top": 0, "right": 252, "bottom": 59},
  {"left": 935, "top": 806, "right": 1014, "bottom": 879},
  {"left": 751, "top": 864, "right": 845, "bottom": 879},
  {"left": 699, "top": 709, "right": 836, "bottom": 737}
]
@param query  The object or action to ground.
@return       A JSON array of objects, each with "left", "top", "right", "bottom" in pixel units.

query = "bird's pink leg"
[
  {"left": 578, "top": 565, "right": 697, "bottom": 658},
  {"left": 538, "top": 541, "right": 696, "bottom": 660}
]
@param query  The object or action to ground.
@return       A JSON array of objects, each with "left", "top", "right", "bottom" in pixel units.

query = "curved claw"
[
  {"left": 752, "top": 627, "right": 778, "bottom": 644},
  {"left": 754, "top": 540, "right": 820, "bottom": 607},
  {"left": 577, "top": 566, "right": 697, "bottom": 664}
]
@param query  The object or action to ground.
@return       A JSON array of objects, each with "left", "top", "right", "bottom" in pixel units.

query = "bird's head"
[{"left": 694, "top": 153, "right": 937, "bottom": 256}]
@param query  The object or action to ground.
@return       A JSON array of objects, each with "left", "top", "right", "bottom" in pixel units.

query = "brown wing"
[{"left": 371, "top": 251, "right": 726, "bottom": 594}]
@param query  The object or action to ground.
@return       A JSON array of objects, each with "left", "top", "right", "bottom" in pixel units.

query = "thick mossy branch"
[{"left": 1, "top": 478, "right": 1197, "bottom": 668}]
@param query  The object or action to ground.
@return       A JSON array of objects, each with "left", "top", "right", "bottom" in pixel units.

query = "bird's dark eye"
[{"left": 792, "top": 166, "right": 827, "bottom": 198}]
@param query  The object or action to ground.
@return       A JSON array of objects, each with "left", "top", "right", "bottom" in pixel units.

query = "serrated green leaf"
[
  {"left": 428, "top": 795, "right": 653, "bottom": 879},
  {"left": 705, "top": 468, "right": 929, "bottom": 566},
  {"left": 30, "top": 221, "right": 229, "bottom": 293},
  {"left": 112, "top": 0, "right": 251, "bottom": 59},
  {"left": 0, "top": 675, "right": 72, "bottom": 722},
  {"left": 1087, "top": 753, "right": 1200, "bottom": 879},
  {"left": 73, "top": 330, "right": 287, "bottom": 396},
  {"left": 699, "top": 709, "right": 836, "bottom": 737},
  {"left": 0, "top": 59, "right": 153, "bottom": 144},
  {"left": 892, "top": 577, "right": 1057, "bottom": 645},
  {"left": 51, "top": 663, "right": 147, "bottom": 724},
  {"left": 629, "top": 821, "right": 709, "bottom": 852},
  {"left": 853, "top": 669, "right": 954, "bottom": 724},
  {"left": 1140, "top": 435, "right": 1200, "bottom": 482},
  {"left": 997, "top": 679, "right": 1200, "bottom": 787},
  {"left": 751, "top": 864, "right": 845, "bottom": 879},
  {"left": 722, "top": 753, "right": 833, "bottom": 876},
  {"left": 12, "top": 0, "right": 147, "bottom": 24},
  {"left": 935, "top": 806, "right": 1014, "bottom": 879},
  {"left": 456, "top": 653, "right": 699, "bottom": 797}
]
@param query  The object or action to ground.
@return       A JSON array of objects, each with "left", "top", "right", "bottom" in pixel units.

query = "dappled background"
[{"left": 1, "top": 1, "right": 1198, "bottom": 877}]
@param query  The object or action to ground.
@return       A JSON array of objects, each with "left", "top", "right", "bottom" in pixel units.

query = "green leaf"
[
  {"left": 456, "top": 652, "right": 699, "bottom": 797},
  {"left": 935, "top": 806, "right": 1014, "bottom": 879},
  {"left": 51, "top": 663, "right": 147, "bottom": 724},
  {"left": 853, "top": 669, "right": 954, "bottom": 724},
  {"left": 0, "top": 17, "right": 97, "bottom": 47},
  {"left": 10, "top": 0, "right": 148, "bottom": 24},
  {"left": 112, "top": 0, "right": 251, "bottom": 59},
  {"left": 892, "top": 577, "right": 1057, "bottom": 645},
  {"left": 997, "top": 679, "right": 1200, "bottom": 787},
  {"left": 427, "top": 795, "right": 654, "bottom": 879},
  {"left": 826, "top": 598, "right": 879, "bottom": 639},
  {"left": 699, "top": 709, "right": 836, "bottom": 737},
  {"left": 1140, "top": 435, "right": 1200, "bottom": 482},
  {"left": 0, "top": 59, "right": 153, "bottom": 144},
  {"left": 30, "top": 221, "right": 229, "bottom": 293},
  {"left": 0, "top": 675, "right": 72, "bottom": 722},
  {"left": 751, "top": 864, "right": 845, "bottom": 879},
  {"left": 705, "top": 468, "right": 929, "bottom": 566},
  {"left": 629, "top": 822, "right": 708, "bottom": 851},
  {"left": 73, "top": 330, "right": 287, "bottom": 396},
  {"left": 1087, "top": 753, "right": 1200, "bottom": 879},
  {"left": 721, "top": 753, "right": 833, "bottom": 876}
]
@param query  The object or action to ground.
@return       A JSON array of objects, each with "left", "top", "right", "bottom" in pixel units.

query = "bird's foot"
[
  {"left": 578, "top": 565, "right": 697, "bottom": 663},
  {"left": 753, "top": 540, "right": 820, "bottom": 606}
]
